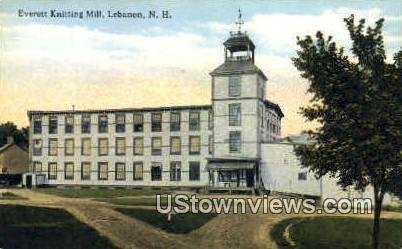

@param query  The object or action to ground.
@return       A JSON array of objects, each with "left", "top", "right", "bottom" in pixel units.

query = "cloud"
[{"left": 1, "top": 6, "right": 400, "bottom": 136}]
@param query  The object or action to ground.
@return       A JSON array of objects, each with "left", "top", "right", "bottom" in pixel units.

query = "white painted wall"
[{"left": 30, "top": 108, "right": 212, "bottom": 187}]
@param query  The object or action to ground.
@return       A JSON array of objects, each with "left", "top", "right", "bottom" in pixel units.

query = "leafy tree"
[
  {"left": 292, "top": 15, "right": 401, "bottom": 249},
  {"left": 0, "top": 122, "right": 29, "bottom": 149}
]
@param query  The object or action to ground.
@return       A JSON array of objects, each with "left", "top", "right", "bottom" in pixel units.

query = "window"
[
  {"left": 115, "top": 163, "right": 126, "bottom": 180},
  {"left": 208, "top": 135, "right": 213, "bottom": 155},
  {"left": 133, "top": 113, "right": 143, "bottom": 132},
  {"left": 151, "top": 162, "right": 162, "bottom": 181},
  {"left": 229, "top": 103, "right": 241, "bottom": 126},
  {"left": 115, "top": 137, "right": 126, "bottom": 155},
  {"left": 170, "top": 162, "right": 181, "bottom": 181},
  {"left": 81, "top": 138, "right": 91, "bottom": 156},
  {"left": 229, "top": 76, "right": 241, "bottom": 97},
  {"left": 33, "top": 162, "right": 42, "bottom": 173},
  {"left": 133, "top": 137, "right": 144, "bottom": 155},
  {"left": 98, "top": 162, "right": 108, "bottom": 180},
  {"left": 48, "top": 138, "right": 58, "bottom": 156},
  {"left": 229, "top": 131, "right": 241, "bottom": 153},
  {"left": 208, "top": 110, "right": 213, "bottom": 130},
  {"left": 64, "top": 162, "right": 74, "bottom": 180},
  {"left": 33, "top": 139, "right": 42, "bottom": 156},
  {"left": 115, "top": 113, "right": 125, "bottom": 133},
  {"left": 298, "top": 172, "right": 307, "bottom": 181},
  {"left": 81, "top": 162, "right": 91, "bottom": 180},
  {"left": 170, "top": 137, "right": 181, "bottom": 155},
  {"left": 65, "top": 115, "right": 74, "bottom": 133},
  {"left": 98, "top": 138, "right": 108, "bottom": 156},
  {"left": 48, "top": 162, "right": 57, "bottom": 180},
  {"left": 81, "top": 114, "right": 91, "bottom": 134},
  {"left": 170, "top": 112, "right": 181, "bottom": 131},
  {"left": 152, "top": 137, "right": 162, "bottom": 155},
  {"left": 133, "top": 162, "right": 143, "bottom": 181},
  {"left": 189, "top": 136, "right": 200, "bottom": 155},
  {"left": 189, "top": 111, "right": 200, "bottom": 131},
  {"left": 49, "top": 116, "right": 58, "bottom": 134},
  {"left": 189, "top": 162, "right": 200, "bottom": 181},
  {"left": 64, "top": 139, "right": 74, "bottom": 156},
  {"left": 151, "top": 112, "right": 162, "bottom": 132},
  {"left": 98, "top": 115, "right": 108, "bottom": 133},
  {"left": 33, "top": 116, "right": 42, "bottom": 134}
]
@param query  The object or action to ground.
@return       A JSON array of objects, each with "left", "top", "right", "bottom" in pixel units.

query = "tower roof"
[
  {"left": 223, "top": 33, "right": 255, "bottom": 52},
  {"left": 210, "top": 60, "right": 267, "bottom": 80}
]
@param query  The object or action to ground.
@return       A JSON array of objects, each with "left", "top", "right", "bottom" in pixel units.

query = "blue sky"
[{"left": 1, "top": 0, "right": 401, "bottom": 134}]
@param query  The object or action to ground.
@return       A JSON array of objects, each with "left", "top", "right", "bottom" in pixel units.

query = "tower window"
[
  {"left": 229, "top": 103, "right": 241, "bottom": 126},
  {"left": 229, "top": 131, "right": 241, "bottom": 153},
  {"left": 228, "top": 76, "right": 241, "bottom": 97}
]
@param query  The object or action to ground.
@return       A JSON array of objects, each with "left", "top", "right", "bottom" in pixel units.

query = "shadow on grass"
[
  {"left": 0, "top": 204, "right": 116, "bottom": 249},
  {"left": 115, "top": 207, "right": 217, "bottom": 234},
  {"left": 271, "top": 216, "right": 402, "bottom": 249}
]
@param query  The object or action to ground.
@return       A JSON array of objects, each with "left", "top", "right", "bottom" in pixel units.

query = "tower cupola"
[{"left": 223, "top": 9, "right": 255, "bottom": 63}]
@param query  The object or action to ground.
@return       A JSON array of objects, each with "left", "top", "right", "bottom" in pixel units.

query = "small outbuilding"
[{"left": 0, "top": 137, "right": 29, "bottom": 175}]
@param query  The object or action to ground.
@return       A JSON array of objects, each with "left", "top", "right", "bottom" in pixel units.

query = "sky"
[{"left": 0, "top": 0, "right": 401, "bottom": 135}]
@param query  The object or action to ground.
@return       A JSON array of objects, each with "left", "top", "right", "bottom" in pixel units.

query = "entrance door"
[
  {"left": 246, "top": 169, "right": 254, "bottom": 187},
  {"left": 26, "top": 175, "right": 32, "bottom": 189}
]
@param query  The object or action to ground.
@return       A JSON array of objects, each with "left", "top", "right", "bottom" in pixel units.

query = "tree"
[
  {"left": 0, "top": 122, "right": 29, "bottom": 149},
  {"left": 292, "top": 15, "right": 402, "bottom": 249}
]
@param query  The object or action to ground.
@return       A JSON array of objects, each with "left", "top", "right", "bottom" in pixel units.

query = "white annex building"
[{"left": 24, "top": 19, "right": 400, "bottom": 205}]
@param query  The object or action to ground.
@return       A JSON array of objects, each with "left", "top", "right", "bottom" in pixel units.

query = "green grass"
[
  {"left": 34, "top": 187, "right": 173, "bottom": 198},
  {"left": 271, "top": 216, "right": 402, "bottom": 249},
  {"left": 0, "top": 204, "right": 116, "bottom": 249},
  {"left": 0, "top": 192, "right": 27, "bottom": 200},
  {"left": 383, "top": 204, "right": 402, "bottom": 213},
  {"left": 115, "top": 208, "right": 217, "bottom": 234},
  {"left": 95, "top": 197, "right": 168, "bottom": 206}
]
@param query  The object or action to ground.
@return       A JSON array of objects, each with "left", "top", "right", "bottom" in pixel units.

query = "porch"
[{"left": 207, "top": 158, "right": 260, "bottom": 193}]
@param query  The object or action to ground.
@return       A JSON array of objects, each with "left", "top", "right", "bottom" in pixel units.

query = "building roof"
[
  {"left": 264, "top": 100, "right": 284, "bottom": 118},
  {"left": 223, "top": 32, "right": 255, "bottom": 52},
  {"left": 0, "top": 143, "right": 13, "bottom": 154},
  {"left": 28, "top": 104, "right": 212, "bottom": 117},
  {"left": 210, "top": 60, "right": 268, "bottom": 80}
]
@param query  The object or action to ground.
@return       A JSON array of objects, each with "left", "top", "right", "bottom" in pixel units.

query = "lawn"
[
  {"left": 0, "top": 204, "right": 116, "bottom": 249},
  {"left": 271, "top": 216, "right": 402, "bottom": 249},
  {"left": 95, "top": 196, "right": 169, "bottom": 206},
  {"left": 34, "top": 186, "right": 173, "bottom": 198},
  {"left": 0, "top": 192, "right": 27, "bottom": 200},
  {"left": 115, "top": 208, "right": 217, "bottom": 234}
]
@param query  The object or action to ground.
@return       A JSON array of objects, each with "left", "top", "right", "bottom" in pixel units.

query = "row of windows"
[
  {"left": 33, "top": 161, "right": 201, "bottom": 181},
  {"left": 33, "top": 136, "right": 214, "bottom": 156},
  {"left": 33, "top": 111, "right": 213, "bottom": 134}
]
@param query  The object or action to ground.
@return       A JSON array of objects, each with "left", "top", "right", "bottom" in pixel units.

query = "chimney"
[{"left": 6, "top": 136, "right": 14, "bottom": 145}]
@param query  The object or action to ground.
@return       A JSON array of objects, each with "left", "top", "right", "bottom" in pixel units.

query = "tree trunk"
[{"left": 372, "top": 186, "right": 384, "bottom": 249}]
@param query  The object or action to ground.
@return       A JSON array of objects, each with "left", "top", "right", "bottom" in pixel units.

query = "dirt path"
[{"left": 1, "top": 189, "right": 401, "bottom": 249}]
